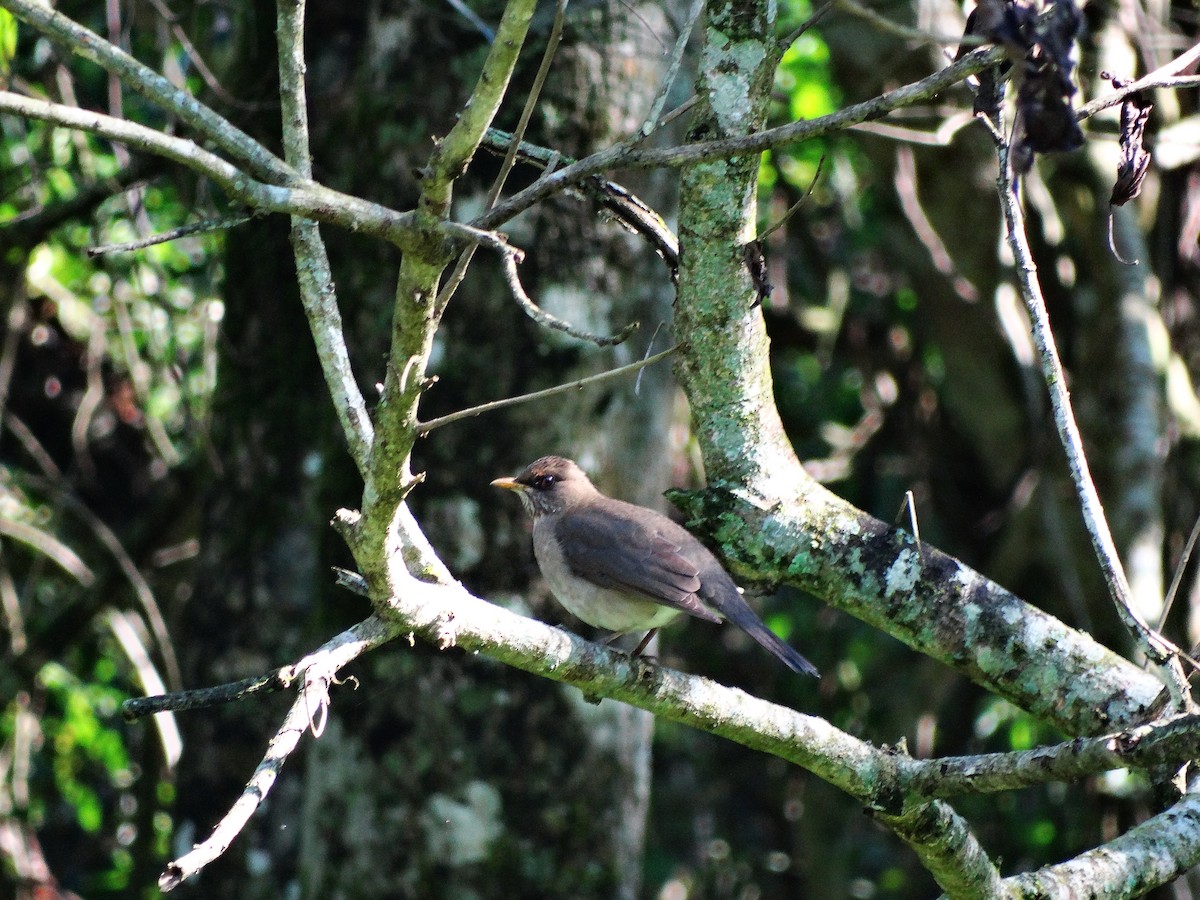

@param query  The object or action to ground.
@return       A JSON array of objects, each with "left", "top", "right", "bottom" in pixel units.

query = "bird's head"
[{"left": 491, "top": 455, "right": 597, "bottom": 517}]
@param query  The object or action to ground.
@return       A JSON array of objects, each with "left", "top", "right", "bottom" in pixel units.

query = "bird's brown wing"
[{"left": 554, "top": 501, "right": 722, "bottom": 623}]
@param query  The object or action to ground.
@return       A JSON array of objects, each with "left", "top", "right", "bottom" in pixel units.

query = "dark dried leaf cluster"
[
  {"left": 743, "top": 239, "right": 773, "bottom": 307},
  {"left": 1105, "top": 72, "right": 1153, "bottom": 206},
  {"left": 964, "top": 0, "right": 1085, "bottom": 171}
]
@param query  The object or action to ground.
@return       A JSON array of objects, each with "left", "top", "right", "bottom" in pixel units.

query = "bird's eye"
[{"left": 532, "top": 473, "right": 556, "bottom": 489}]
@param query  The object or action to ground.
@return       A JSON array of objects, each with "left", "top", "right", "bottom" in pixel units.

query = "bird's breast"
[{"left": 532, "top": 523, "right": 681, "bottom": 634}]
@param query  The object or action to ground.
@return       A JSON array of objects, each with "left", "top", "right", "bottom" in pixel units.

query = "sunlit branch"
[
  {"left": 990, "top": 112, "right": 1191, "bottom": 702},
  {"left": 157, "top": 616, "right": 399, "bottom": 890}
]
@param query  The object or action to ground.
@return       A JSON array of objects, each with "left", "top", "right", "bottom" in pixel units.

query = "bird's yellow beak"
[{"left": 490, "top": 476, "right": 524, "bottom": 492}]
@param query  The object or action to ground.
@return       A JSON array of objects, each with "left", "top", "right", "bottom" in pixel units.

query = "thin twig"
[
  {"left": 444, "top": 0, "right": 496, "bottom": 41},
  {"left": 143, "top": 0, "right": 268, "bottom": 111},
  {"left": 990, "top": 109, "right": 1190, "bottom": 699},
  {"left": 760, "top": 154, "right": 825, "bottom": 241},
  {"left": 276, "top": 0, "right": 374, "bottom": 474},
  {"left": 777, "top": 0, "right": 837, "bottom": 53},
  {"left": 2, "top": 0, "right": 294, "bottom": 184},
  {"left": 417, "top": 345, "right": 677, "bottom": 433},
  {"left": 636, "top": 0, "right": 704, "bottom": 141},
  {"left": 479, "top": 132, "right": 682, "bottom": 271},
  {"left": 122, "top": 668, "right": 293, "bottom": 720},
  {"left": 473, "top": 43, "right": 1007, "bottom": 231},
  {"left": 435, "top": 0, "right": 569, "bottom": 314},
  {"left": 1158, "top": 511, "right": 1200, "bottom": 632},
  {"left": 86, "top": 213, "right": 252, "bottom": 256},
  {"left": 1076, "top": 43, "right": 1200, "bottom": 122},
  {"left": 498, "top": 247, "right": 639, "bottom": 346},
  {"left": 634, "top": 323, "right": 668, "bottom": 394},
  {"left": 0, "top": 91, "right": 415, "bottom": 243},
  {"left": 656, "top": 94, "right": 699, "bottom": 130},
  {"left": 105, "top": 609, "right": 183, "bottom": 767}
]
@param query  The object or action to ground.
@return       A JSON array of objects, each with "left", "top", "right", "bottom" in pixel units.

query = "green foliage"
[
  {"left": 0, "top": 10, "right": 16, "bottom": 75},
  {"left": 0, "top": 656, "right": 140, "bottom": 894}
]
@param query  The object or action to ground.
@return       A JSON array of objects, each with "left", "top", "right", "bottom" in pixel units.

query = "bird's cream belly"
[{"left": 534, "top": 532, "right": 681, "bottom": 634}]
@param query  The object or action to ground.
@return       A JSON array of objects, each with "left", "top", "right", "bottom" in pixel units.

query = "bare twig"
[
  {"left": 777, "top": 0, "right": 837, "bottom": 52},
  {"left": 1159, "top": 511, "right": 1200, "bottom": 632},
  {"left": 105, "top": 609, "right": 183, "bottom": 768},
  {"left": 416, "top": 345, "right": 677, "bottom": 433},
  {"left": 427, "top": 0, "right": 538, "bottom": 192},
  {"left": 473, "top": 43, "right": 1007, "bottom": 230},
  {"left": 86, "top": 213, "right": 253, "bottom": 256},
  {"left": 759, "top": 154, "right": 825, "bottom": 241},
  {"left": 158, "top": 615, "right": 400, "bottom": 890},
  {"left": 990, "top": 111, "right": 1190, "bottom": 698},
  {"left": 1076, "top": 43, "right": 1200, "bottom": 121},
  {"left": 636, "top": 0, "right": 704, "bottom": 141},
  {"left": 122, "top": 668, "right": 292, "bottom": 720},
  {"left": 143, "top": 0, "right": 270, "bottom": 111},
  {"left": 480, "top": 129, "right": 680, "bottom": 270},
  {"left": 498, "top": 248, "right": 639, "bottom": 346},
  {"left": 435, "top": 0, "right": 569, "bottom": 314},
  {"left": 2, "top": 0, "right": 293, "bottom": 183}
]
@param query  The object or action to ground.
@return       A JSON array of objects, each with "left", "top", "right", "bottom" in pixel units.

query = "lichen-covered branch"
[
  {"left": 879, "top": 801, "right": 1009, "bottom": 898},
  {"left": 1001, "top": 790, "right": 1200, "bottom": 898},
  {"left": 351, "top": 0, "right": 538, "bottom": 594},
  {"left": 671, "top": 0, "right": 994, "bottom": 889}
]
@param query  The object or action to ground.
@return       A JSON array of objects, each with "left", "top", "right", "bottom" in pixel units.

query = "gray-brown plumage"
[{"left": 492, "top": 456, "right": 818, "bottom": 677}]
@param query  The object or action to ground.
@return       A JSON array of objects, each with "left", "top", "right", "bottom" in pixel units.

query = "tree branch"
[
  {"left": 276, "top": 0, "right": 374, "bottom": 475},
  {"left": 157, "top": 616, "right": 399, "bottom": 890},
  {"left": 86, "top": 213, "right": 253, "bottom": 256},
  {"left": 1001, "top": 789, "right": 1200, "bottom": 897},
  {"left": 0, "top": 92, "right": 416, "bottom": 244},
  {"left": 991, "top": 117, "right": 1188, "bottom": 697},
  {"left": 473, "top": 44, "right": 1007, "bottom": 230},
  {"left": 0, "top": 0, "right": 293, "bottom": 184},
  {"left": 879, "top": 801, "right": 1007, "bottom": 898}
]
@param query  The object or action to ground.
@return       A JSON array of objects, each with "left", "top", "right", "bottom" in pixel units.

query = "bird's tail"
[{"left": 719, "top": 590, "right": 820, "bottom": 678}]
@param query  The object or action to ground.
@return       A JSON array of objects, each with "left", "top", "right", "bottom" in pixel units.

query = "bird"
[{"left": 491, "top": 455, "right": 819, "bottom": 677}]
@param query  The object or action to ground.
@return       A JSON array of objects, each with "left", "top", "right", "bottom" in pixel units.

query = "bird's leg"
[
  {"left": 630, "top": 629, "right": 658, "bottom": 658},
  {"left": 599, "top": 630, "right": 659, "bottom": 663}
]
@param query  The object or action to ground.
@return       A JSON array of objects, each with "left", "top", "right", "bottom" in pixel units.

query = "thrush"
[{"left": 492, "top": 456, "right": 818, "bottom": 677}]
